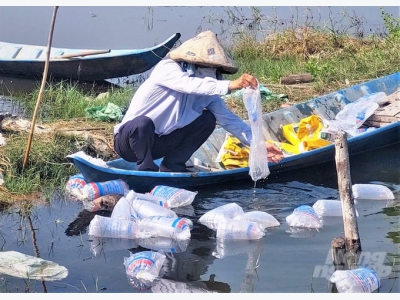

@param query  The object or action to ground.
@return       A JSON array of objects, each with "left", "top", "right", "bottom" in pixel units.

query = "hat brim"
[{"left": 169, "top": 30, "right": 238, "bottom": 74}]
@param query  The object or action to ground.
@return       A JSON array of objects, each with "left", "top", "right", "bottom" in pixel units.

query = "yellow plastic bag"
[
  {"left": 267, "top": 139, "right": 300, "bottom": 156},
  {"left": 281, "top": 123, "right": 300, "bottom": 146},
  {"left": 300, "top": 137, "right": 332, "bottom": 152},
  {"left": 218, "top": 135, "right": 250, "bottom": 169},
  {"left": 297, "top": 115, "right": 324, "bottom": 141},
  {"left": 281, "top": 115, "right": 332, "bottom": 153}
]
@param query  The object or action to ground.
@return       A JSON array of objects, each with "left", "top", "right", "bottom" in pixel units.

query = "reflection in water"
[
  {"left": 136, "top": 237, "right": 189, "bottom": 254},
  {"left": 285, "top": 227, "right": 319, "bottom": 239},
  {"left": 151, "top": 278, "right": 215, "bottom": 293},
  {"left": 89, "top": 235, "right": 139, "bottom": 257},
  {"left": 65, "top": 209, "right": 110, "bottom": 237},
  {"left": 212, "top": 239, "right": 263, "bottom": 259}
]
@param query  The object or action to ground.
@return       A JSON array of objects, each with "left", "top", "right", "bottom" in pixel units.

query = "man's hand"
[
  {"left": 228, "top": 73, "right": 257, "bottom": 91},
  {"left": 266, "top": 142, "right": 284, "bottom": 163}
]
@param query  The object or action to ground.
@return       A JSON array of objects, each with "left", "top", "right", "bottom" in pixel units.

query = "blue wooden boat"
[
  {"left": 0, "top": 33, "right": 181, "bottom": 82},
  {"left": 67, "top": 72, "right": 400, "bottom": 193}
]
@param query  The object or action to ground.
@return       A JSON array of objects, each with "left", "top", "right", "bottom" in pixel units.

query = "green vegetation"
[
  {"left": 219, "top": 7, "right": 400, "bottom": 117},
  {"left": 0, "top": 82, "right": 132, "bottom": 203},
  {"left": 0, "top": 7, "right": 399, "bottom": 205}
]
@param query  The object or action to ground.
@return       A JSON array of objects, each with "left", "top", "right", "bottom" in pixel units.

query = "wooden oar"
[{"left": 52, "top": 49, "right": 111, "bottom": 59}]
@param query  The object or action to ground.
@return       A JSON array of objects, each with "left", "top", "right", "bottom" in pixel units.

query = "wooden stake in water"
[
  {"left": 23, "top": 6, "right": 59, "bottom": 168},
  {"left": 334, "top": 131, "right": 361, "bottom": 252}
]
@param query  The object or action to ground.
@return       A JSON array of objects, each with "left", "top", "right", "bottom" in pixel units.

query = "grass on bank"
[{"left": 0, "top": 7, "right": 399, "bottom": 205}]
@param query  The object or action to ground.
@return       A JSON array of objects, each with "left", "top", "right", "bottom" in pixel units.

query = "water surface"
[{"left": 0, "top": 144, "right": 398, "bottom": 293}]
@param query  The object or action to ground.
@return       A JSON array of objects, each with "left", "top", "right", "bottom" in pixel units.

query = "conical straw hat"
[{"left": 169, "top": 30, "right": 238, "bottom": 74}]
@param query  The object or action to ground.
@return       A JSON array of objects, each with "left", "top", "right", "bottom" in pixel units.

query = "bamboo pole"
[
  {"left": 334, "top": 131, "right": 361, "bottom": 252},
  {"left": 23, "top": 6, "right": 59, "bottom": 168}
]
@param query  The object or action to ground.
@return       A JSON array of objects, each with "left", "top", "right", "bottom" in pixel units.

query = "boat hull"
[
  {"left": 0, "top": 33, "right": 181, "bottom": 81},
  {"left": 67, "top": 72, "right": 400, "bottom": 193}
]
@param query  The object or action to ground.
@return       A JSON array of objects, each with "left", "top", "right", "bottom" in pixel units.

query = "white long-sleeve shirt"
[{"left": 114, "top": 58, "right": 252, "bottom": 146}]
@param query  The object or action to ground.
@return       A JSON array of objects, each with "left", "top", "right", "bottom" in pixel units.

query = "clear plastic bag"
[
  {"left": 124, "top": 251, "right": 166, "bottom": 290},
  {"left": 216, "top": 219, "right": 265, "bottom": 240},
  {"left": 0, "top": 251, "right": 68, "bottom": 281},
  {"left": 334, "top": 92, "right": 385, "bottom": 133},
  {"left": 312, "top": 200, "right": 343, "bottom": 217},
  {"left": 329, "top": 267, "right": 380, "bottom": 293},
  {"left": 242, "top": 80, "right": 270, "bottom": 182},
  {"left": 352, "top": 183, "right": 394, "bottom": 200},
  {"left": 88, "top": 214, "right": 138, "bottom": 239},
  {"left": 136, "top": 216, "right": 191, "bottom": 240},
  {"left": 131, "top": 199, "right": 178, "bottom": 220},
  {"left": 198, "top": 202, "right": 244, "bottom": 231},
  {"left": 65, "top": 174, "right": 88, "bottom": 200},
  {"left": 286, "top": 205, "right": 322, "bottom": 229},
  {"left": 234, "top": 210, "right": 280, "bottom": 229},
  {"left": 65, "top": 173, "right": 87, "bottom": 192},
  {"left": 149, "top": 185, "right": 197, "bottom": 208},
  {"left": 82, "top": 179, "right": 130, "bottom": 201},
  {"left": 111, "top": 190, "right": 137, "bottom": 220}
]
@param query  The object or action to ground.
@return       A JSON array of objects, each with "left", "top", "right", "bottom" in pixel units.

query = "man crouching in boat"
[{"left": 113, "top": 30, "right": 283, "bottom": 172}]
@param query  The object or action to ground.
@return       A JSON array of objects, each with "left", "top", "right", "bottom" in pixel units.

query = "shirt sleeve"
[
  {"left": 152, "top": 59, "right": 230, "bottom": 96},
  {"left": 206, "top": 96, "right": 253, "bottom": 146}
]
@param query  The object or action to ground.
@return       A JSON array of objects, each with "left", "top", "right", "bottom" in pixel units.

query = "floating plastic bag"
[
  {"left": 65, "top": 173, "right": 87, "bottom": 192},
  {"left": 111, "top": 190, "right": 137, "bottom": 220},
  {"left": 352, "top": 183, "right": 394, "bottom": 200},
  {"left": 131, "top": 199, "right": 178, "bottom": 220},
  {"left": 312, "top": 200, "right": 343, "bottom": 217},
  {"left": 136, "top": 192, "right": 169, "bottom": 208},
  {"left": 243, "top": 81, "right": 270, "bottom": 182},
  {"left": 0, "top": 251, "right": 68, "bottom": 281},
  {"left": 312, "top": 200, "right": 359, "bottom": 218},
  {"left": 216, "top": 219, "right": 265, "bottom": 240},
  {"left": 81, "top": 179, "right": 130, "bottom": 201},
  {"left": 329, "top": 267, "right": 380, "bottom": 293},
  {"left": 149, "top": 185, "right": 197, "bottom": 208},
  {"left": 136, "top": 216, "right": 191, "bottom": 240},
  {"left": 65, "top": 174, "right": 89, "bottom": 200},
  {"left": 234, "top": 210, "right": 280, "bottom": 229},
  {"left": 286, "top": 205, "right": 322, "bottom": 229},
  {"left": 124, "top": 251, "right": 166, "bottom": 290},
  {"left": 88, "top": 215, "right": 138, "bottom": 239},
  {"left": 198, "top": 202, "right": 244, "bottom": 231}
]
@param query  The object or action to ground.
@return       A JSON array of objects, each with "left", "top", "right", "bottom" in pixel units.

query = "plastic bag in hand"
[{"left": 243, "top": 80, "right": 270, "bottom": 182}]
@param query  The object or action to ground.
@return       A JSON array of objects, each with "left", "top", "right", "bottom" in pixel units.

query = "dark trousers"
[{"left": 114, "top": 110, "right": 216, "bottom": 172}]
